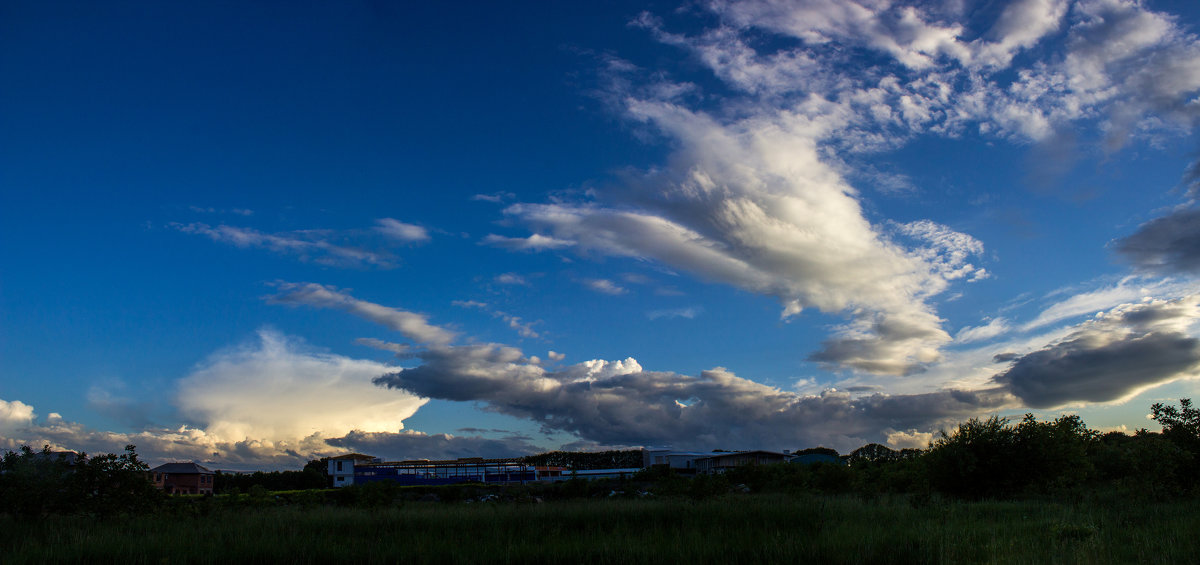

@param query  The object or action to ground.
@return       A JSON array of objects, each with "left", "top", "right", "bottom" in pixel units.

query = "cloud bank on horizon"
[{"left": 3, "top": 0, "right": 1200, "bottom": 469}]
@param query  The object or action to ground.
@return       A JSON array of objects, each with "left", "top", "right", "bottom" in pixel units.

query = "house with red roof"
[{"left": 151, "top": 462, "right": 215, "bottom": 495}]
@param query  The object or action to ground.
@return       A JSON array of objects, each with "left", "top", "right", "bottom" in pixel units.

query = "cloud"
[
  {"left": 269, "top": 282, "right": 457, "bottom": 346},
  {"left": 993, "top": 295, "right": 1200, "bottom": 408},
  {"left": 472, "top": 192, "right": 516, "bottom": 203},
  {"left": 503, "top": 316, "right": 540, "bottom": 339},
  {"left": 583, "top": 279, "right": 628, "bottom": 295},
  {"left": 710, "top": 0, "right": 972, "bottom": 71},
  {"left": 86, "top": 384, "right": 157, "bottom": 430},
  {"left": 0, "top": 397, "right": 344, "bottom": 469},
  {"left": 0, "top": 399, "right": 35, "bottom": 435},
  {"left": 373, "top": 343, "right": 1013, "bottom": 451},
  {"left": 1114, "top": 207, "right": 1200, "bottom": 274},
  {"left": 973, "top": 0, "right": 1070, "bottom": 68},
  {"left": 892, "top": 220, "right": 988, "bottom": 282},
  {"left": 650, "top": 0, "right": 1200, "bottom": 146},
  {"left": 453, "top": 299, "right": 540, "bottom": 339},
  {"left": 884, "top": 428, "right": 934, "bottom": 450},
  {"left": 955, "top": 318, "right": 1011, "bottom": 344},
  {"left": 494, "top": 273, "right": 529, "bottom": 286},
  {"left": 324, "top": 430, "right": 542, "bottom": 461},
  {"left": 189, "top": 206, "right": 254, "bottom": 216},
  {"left": 480, "top": 233, "right": 576, "bottom": 251},
  {"left": 354, "top": 337, "right": 411, "bottom": 355},
  {"left": 176, "top": 329, "right": 427, "bottom": 443},
  {"left": 486, "top": 0, "right": 1200, "bottom": 377},
  {"left": 171, "top": 223, "right": 395, "bottom": 268},
  {"left": 647, "top": 306, "right": 702, "bottom": 320},
  {"left": 1020, "top": 277, "right": 1189, "bottom": 332},
  {"left": 499, "top": 106, "right": 976, "bottom": 372},
  {"left": 374, "top": 218, "right": 430, "bottom": 243}
]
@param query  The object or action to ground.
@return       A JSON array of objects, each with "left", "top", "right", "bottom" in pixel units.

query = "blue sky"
[{"left": 4, "top": 0, "right": 1200, "bottom": 469}]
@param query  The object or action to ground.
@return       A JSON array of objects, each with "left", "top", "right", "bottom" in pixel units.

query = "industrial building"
[
  {"left": 328, "top": 447, "right": 804, "bottom": 487},
  {"left": 329, "top": 455, "right": 535, "bottom": 487}
]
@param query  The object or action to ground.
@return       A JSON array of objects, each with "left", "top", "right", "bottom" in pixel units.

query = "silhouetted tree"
[
  {"left": 1151, "top": 398, "right": 1200, "bottom": 488},
  {"left": 925, "top": 416, "right": 1017, "bottom": 498},
  {"left": 73, "top": 445, "right": 161, "bottom": 516},
  {"left": 794, "top": 446, "right": 840, "bottom": 458},
  {"left": 0, "top": 446, "right": 76, "bottom": 517},
  {"left": 0, "top": 444, "right": 160, "bottom": 517},
  {"left": 849, "top": 443, "right": 899, "bottom": 464}
]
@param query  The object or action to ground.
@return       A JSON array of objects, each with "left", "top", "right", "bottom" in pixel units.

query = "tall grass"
[{"left": 2, "top": 494, "right": 1196, "bottom": 563}]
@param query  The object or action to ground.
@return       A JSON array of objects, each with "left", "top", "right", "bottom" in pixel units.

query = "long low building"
[
  {"left": 329, "top": 455, "right": 536, "bottom": 487},
  {"left": 327, "top": 448, "right": 803, "bottom": 487}
]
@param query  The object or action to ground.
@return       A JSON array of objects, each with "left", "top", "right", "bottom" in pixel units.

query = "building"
[
  {"left": 151, "top": 462, "right": 215, "bottom": 495},
  {"left": 330, "top": 454, "right": 536, "bottom": 487},
  {"left": 354, "top": 457, "right": 536, "bottom": 486},
  {"left": 642, "top": 448, "right": 712, "bottom": 474},
  {"left": 694, "top": 451, "right": 791, "bottom": 474},
  {"left": 328, "top": 453, "right": 378, "bottom": 487}
]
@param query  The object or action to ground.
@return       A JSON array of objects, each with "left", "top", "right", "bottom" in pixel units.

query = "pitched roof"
[{"left": 151, "top": 462, "right": 214, "bottom": 474}]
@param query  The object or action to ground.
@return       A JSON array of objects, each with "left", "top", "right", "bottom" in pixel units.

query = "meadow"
[{"left": 3, "top": 492, "right": 1197, "bottom": 564}]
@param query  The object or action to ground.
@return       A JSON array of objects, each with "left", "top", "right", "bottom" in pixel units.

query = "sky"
[{"left": 3, "top": 0, "right": 1200, "bottom": 470}]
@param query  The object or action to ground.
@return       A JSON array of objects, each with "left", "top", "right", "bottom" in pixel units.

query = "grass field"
[{"left": 3, "top": 493, "right": 1196, "bottom": 563}]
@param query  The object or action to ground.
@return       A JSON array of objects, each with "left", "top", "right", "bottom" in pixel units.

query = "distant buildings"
[
  {"left": 329, "top": 455, "right": 536, "bottom": 487},
  {"left": 324, "top": 447, "right": 834, "bottom": 487}
]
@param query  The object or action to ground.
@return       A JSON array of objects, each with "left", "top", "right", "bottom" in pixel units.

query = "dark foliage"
[
  {"left": 522, "top": 450, "right": 642, "bottom": 469},
  {"left": 794, "top": 446, "right": 840, "bottom": 458},
  {"left": 0, "top": 444, "right": 162, "bottom": 518},
  {"left": 1151, "top": 398, "right": 1200, "bottom": 489},
  {"left": 924, "top": 414, "right": 1098, "bottom": 499},
  {"left": 214, "top": 466, "right": 328, "bottom": 494}
]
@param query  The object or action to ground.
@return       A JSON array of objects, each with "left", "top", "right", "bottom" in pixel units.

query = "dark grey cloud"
[
  {"left": 1114, "top": 207, "right": 1200, "bottom": 274},
  {"left": 373, "top": 344, "right": 1011, "bottom": 452},
  {"left": 993, "top": 296, "right": 1200, "bottom": 408},
  {"left": 325, "top": 430, "right": 541, "bottom": 461},
  {"left": 995, "top": 332, "right": 1200, "bottom": 408}
]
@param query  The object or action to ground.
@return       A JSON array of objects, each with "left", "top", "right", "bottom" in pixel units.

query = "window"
[{"left": 337, "top": 461, "right": 343, "bottom": 471}]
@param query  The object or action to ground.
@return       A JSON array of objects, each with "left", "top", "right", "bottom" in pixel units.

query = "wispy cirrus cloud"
[
  {"left": 955, "top": 318, "right": 1011, "bottom": 344},
  {"left": 374, "top": 218, "right": 430, "bottom": 243},
  {"left": 172, "top": 223, "right": 396, "bottom": 268},
  {"left": 453, "top": 299, "right": 540, "bottom": 339},
  {"left": 480, "top": 233, "right": 575, "bottom": 251},
  {"left": 268, "top": 282, "right": 457, "bottom": 346},
  {"left": 494, "top": 272, "right": 529, "bottom": 286},
  {"left": 647, "top": 306, "right": 702, "bottom": 320},
  {"left": 583, "top": 278, "right": 628, "bottom": 295},
  {"left": 472, "top": 191, "right": 516, "bottom": 203}
]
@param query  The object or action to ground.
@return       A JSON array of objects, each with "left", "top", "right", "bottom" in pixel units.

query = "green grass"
[{"left": 2, "top": 494, "right": 1196, "bottom": 563}]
